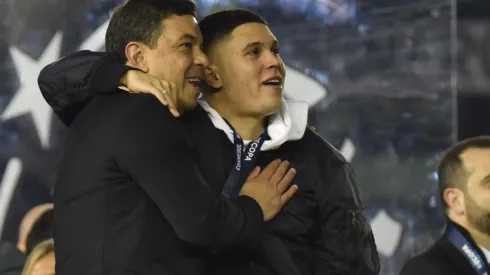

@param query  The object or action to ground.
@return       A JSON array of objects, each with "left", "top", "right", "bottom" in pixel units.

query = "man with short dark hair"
[
  {"left": 400, "top": 136, "right": 490, "bottom": 275},
  {"left": 40, "top": 7, "right": 379, "bottom": 275},
  {"left": 106, "top": 0, "right": 195, "bottom": 62},
  {"left": 47, "top": 1, "right": 298, "bottom": 275}
]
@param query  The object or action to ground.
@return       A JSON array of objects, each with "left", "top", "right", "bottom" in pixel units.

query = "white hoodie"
[{"left": 198, "top": 98, "right": 309, "bottom": 151}]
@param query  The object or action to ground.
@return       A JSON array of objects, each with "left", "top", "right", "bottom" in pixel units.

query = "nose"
[
  {"left": 194, "top": 47, "right": 209, "bottom": 67},
  {"left": 264, "top": 50, "right": 281, "bottom": 69}
]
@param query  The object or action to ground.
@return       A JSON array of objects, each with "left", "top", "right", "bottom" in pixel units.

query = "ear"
[
  {"left": 204, "top": 65, "right": 222, "bottom": 89},
  {"left": 125, "top": 42, "right": 149, "bottom": 73},
  {"left": 444, "top": 188, "right": 466, "bottom": 215}
]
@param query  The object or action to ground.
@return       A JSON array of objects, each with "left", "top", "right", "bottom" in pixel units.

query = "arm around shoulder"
[{"left": 38, "top": 50, "right": 131, "bottom": 126}]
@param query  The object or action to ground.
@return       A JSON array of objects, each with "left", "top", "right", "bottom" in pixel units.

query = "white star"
[
  {"left": 340, "top": 138, "right": 356, "bottom": 162},
  {"left": 79, "top": 19, "right": 108, "bottom": 50},
  {"left": 370, "top": 209, "right": 403, "bottom": 257},
  {"left": 4, "top": 32, "right": 63, "bottom": 148},
  {"left": 284, "top": 66, "right": 327, "bottom": 107},
  {"left": 0, "top": 158, "right": 22, "bottom": 239}
]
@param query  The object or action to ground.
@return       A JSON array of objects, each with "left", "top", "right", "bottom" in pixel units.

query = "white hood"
[{"left": 199, "top": 99, "right": 309, "bottom": 151}]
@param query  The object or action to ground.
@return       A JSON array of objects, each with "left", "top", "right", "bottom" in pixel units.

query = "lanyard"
[
  {"left": 447, "top": 224, "right": 490, "bottom": 275},
  {"left": 222, "top": 125, "right": 268, "bottom": 198}
]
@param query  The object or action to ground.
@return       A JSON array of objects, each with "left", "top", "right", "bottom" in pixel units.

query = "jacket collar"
[
  {"left": 198, "top": 98, "right": 308, "bottom": 151},
  {"left": 445, "top": 219, "right": 490, "bottom": 263}
]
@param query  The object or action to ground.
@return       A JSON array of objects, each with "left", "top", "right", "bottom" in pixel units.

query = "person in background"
[
  {"left": 400, "top": 136, "right": 490, "bottom": 275},
  {"left": 25, "top": 209, "right": 53, "bottom": 255},
  {"left": 0, "top": 203, "right": 53, "bottom": 275},
  {"left": 21, "top": 239, "right": 55, "bottom": 275},
  {"left": 17, "top": 204, "right": 53, "bottom": 254}
]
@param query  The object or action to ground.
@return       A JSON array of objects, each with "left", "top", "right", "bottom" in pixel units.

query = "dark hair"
[
  {"left": 25, "top": 209, "right": 53, "bottom": 254},
  {"left": 438, "top": 136, "right": 490, "bottom": 210},
  {"left": 199, "top": 9, "right": 267, "bottom": 54},
  {"left": 106, "top": 0, "right": 197, "bottom": 62}
]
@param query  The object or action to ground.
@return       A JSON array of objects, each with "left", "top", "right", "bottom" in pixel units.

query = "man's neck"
[
  {"left": 450, "top": 215, "right": 490, "bottom": 251},
  {"left": 467, "top": 226, "right": 490, "bottom": 251},
  {"left": 223, "top": 114, "right": 265, "bottom": 140},
  {"left": 205, "top": 97, "right": 265, "bottom": 140}
]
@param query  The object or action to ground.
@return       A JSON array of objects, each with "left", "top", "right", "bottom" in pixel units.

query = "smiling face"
[
  {"left": 204, "top": 22, "right": 286, "bottom": 118},
  {"left": 106, "top": 0, "right": 202, "bottom": 112},
  {"left": 142, "top": 15, "right": 208, "bottom": 111}
]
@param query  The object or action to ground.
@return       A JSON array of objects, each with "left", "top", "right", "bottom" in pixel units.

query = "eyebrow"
[
  {"left": 177, "top": 34, "right": 197, "bottom": 43},
  {"left": 242, "top": 40, "right": 279, "bottom": 52},
  {"left": 481, "top": 174, "right": 490, "bottom": 184}
]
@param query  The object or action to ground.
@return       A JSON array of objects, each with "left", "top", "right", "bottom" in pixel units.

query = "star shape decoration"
[
  {"left": 340, "top": 138, "right": 356, "bottom": 162},
  {"left": 78, "top": 19, "right": 109, "bottom": 50},
  {"left": 0, "top": 158, "right": 22, "bottom": 239},
  {"left": 284, "top": 66, "right": 327, "bottom": 107},
  {"left": 3, "top": 32, "right": 63, "bottom": 148},
  {"left": 370, "top": 209, "right": 403, "bottom": 257}
]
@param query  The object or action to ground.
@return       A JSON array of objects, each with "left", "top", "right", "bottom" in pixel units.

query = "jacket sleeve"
[
  {"left": 115, "top": 95, "right": 264, "bottom": 250},
  {"left": 313, "top": 162, "right": 380, "bottom": 275},
  {"left": 38, "top": 50, "right": 130, "bottom": 126}
]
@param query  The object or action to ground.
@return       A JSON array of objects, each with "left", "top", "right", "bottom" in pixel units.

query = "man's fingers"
[
  {"left": 258, "top": 159, "right": 282, "bottom": 179},
  {"left": 267, "top": 161, "right": 290, "bottom": 185},
  {"left": 280, "top": 185, "right": 298, "bottom": 206},
  {"left": 147, "top": 87, "right": 168, "bottom": 106},
  {"left": 168, "top": 82, "right": 177, "bottom": 93},
  {"left": 163, "top": 91, "right": 179, "bottom": 117},
  {"left": 157, "top": 81, "right": 180, "bottom": 117},
  {"left": 165, "top": 82, "right": 180, "bottom": 117},
  {"left": 124, "top": 73, "right": 180, "bottom": 117},
  {"left": 145, "top": 81, "right": 167, "bottom": 106},
  {"left": 276, "top": 168, "right": 296, "bottom": 192},
  {"left": 246, "top": 166, "right": 261, "bottom": 181},
  {"left": 127, "top": 89, "right": 140, "bottom": 94}
]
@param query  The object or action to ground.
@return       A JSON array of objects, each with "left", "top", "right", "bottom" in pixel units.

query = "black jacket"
[
  {"left": 400, "top": 222, "right": 488, "bottom": 275},
  {"left": 38, "top": 50, "right": 380, "bottom": 275},
  {"left": 51, "top": 90, "right": 268, "bottom": 275}
]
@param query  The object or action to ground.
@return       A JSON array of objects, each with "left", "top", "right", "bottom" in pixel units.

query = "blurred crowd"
[{"left": 0, "top": 204, "right": 54, "bottom": 275}]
